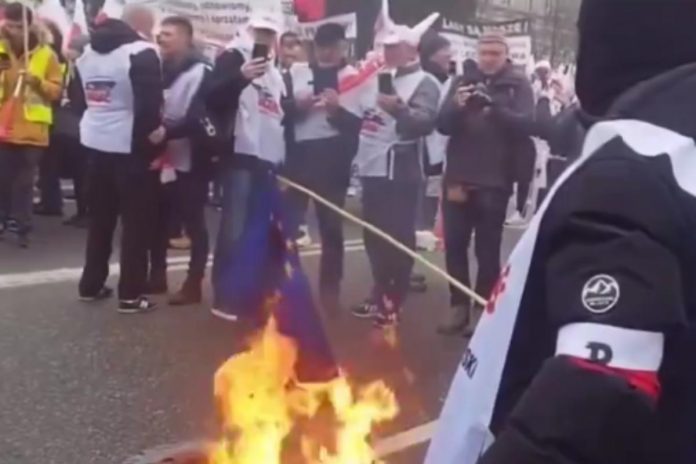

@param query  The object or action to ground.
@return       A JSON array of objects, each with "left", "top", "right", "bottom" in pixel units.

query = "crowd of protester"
[{"left": 0, "top": 2, "right": 579, "bottom": 331}]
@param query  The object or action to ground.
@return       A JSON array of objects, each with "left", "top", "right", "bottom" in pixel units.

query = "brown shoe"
[{"left": 169, "top": 281, "right": 202, "bottom": 306}]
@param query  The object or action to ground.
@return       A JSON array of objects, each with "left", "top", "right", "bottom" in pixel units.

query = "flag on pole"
[{"left": 214, "top": 171, "right": 338, "bottom": 383}]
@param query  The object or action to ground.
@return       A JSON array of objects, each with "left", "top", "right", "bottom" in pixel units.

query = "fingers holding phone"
[
  {"left": 455, "top": 85, "right": 474, "bottom": 107},
  {"left": 241, "top": 57, "right": 269, "bottom": 80}
]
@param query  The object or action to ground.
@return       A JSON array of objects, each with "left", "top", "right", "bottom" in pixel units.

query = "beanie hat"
[
  {"left": 419, "top": 31, "right": 450, "bottom": 62},
  {"left": 576, "top": 0, "right": 696, "bottom": 116}
]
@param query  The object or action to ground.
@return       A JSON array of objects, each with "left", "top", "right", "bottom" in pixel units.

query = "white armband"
[{"left": 556, "top": 323, "right": 664, "bottom": 372}]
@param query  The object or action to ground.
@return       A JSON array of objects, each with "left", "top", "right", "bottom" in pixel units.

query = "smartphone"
[
  {"left": 252, "top": 43, "right": 269, "bottom": 62},
  {"left": 313, "top": 68, "right": 339, "bottom": 95},
  {"left": 378, "top": 72, "right": 394, "bottom": 95}
]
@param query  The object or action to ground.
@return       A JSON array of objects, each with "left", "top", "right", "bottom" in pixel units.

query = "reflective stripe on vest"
[{"left": 0, "top": 42, "right": 54, "bottom": 124}]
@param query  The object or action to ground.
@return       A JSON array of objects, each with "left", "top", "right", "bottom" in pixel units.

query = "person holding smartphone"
[
  {"left": 204, "top": 9, "right": 287, "bottom": 322},
  {"left": 283, "top": 23, "right": 361, "bottom": 314},
  {"left": 349, "top": 23, "right": 441, "bottom": 328}
]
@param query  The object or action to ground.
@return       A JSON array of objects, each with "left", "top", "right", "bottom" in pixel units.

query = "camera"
[{"left": 467, "top": 82, "right": 492, "bottom": 108}]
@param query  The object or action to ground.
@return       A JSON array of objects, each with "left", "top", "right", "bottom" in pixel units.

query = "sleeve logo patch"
[{"left": 582, "top": 274, "right": 620, "bottom": 314}]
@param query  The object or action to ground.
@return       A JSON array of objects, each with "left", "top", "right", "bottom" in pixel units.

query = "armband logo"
[
  {"left": 586, "top": 341, "right": 614, "bottom": 365},
  {"left": 582, "top": 274, "right": 620, "bottom": 314}
]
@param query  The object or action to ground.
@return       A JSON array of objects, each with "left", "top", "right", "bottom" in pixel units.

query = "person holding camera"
[
  {"left": 350, "top": 25, "right": 441, "bottom": 328},
  {"left": 205, "top": 9, "right": 286, "bottom": 321},
  {"left": 437, "top": 32, "right": 535, "bottom": 336}
]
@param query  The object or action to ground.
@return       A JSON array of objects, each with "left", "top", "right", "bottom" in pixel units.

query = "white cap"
[
  {"left": 249, "top": 10, "right": 284, "bottom": 34},
  {"left": 535, "top": 59, "right": 552, "bottom": 70}
]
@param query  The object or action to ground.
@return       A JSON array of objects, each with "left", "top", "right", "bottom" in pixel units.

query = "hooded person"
[
  {"left": 0, "top": 3, "right": 63, "bottom": 247},
  {"left": 349, "top": 13, "right": 442, "bottom": 328},
  {"left": 426, "top": 1, "right": 696, "bottom": 463},
  {"left": 74, "top": 17, "right": 163, "bottom": 313}
]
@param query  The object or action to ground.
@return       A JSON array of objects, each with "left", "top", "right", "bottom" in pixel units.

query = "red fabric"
[
  {"left": 570, "top": 357, "right": 661, "bottom": 400},
  {"left": 294, "top": 0, "right": 326, "bottom": 22}
]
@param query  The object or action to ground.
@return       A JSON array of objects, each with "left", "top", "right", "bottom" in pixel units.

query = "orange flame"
[{"left": 209, "top": 316, "right": 399, "bottom": 464}]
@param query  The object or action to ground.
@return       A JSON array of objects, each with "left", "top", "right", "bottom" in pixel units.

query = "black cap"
[
  {"left": 314, "top": 23, "right": 345, "bottom": 47},
  {"left": 577, "top": 0, "right": 696, "bottom": 116}
]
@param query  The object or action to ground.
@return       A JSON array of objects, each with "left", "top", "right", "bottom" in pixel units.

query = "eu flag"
[{"left": 215, "top": 169, "right": 339, "bottom": 383}]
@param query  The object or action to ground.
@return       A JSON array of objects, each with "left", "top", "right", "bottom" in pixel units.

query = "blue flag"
[{"left": 214, "top": 170, "right": 338, "bottom": 383}]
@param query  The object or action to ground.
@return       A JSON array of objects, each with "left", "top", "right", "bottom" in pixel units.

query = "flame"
[{"left": 209, "top": 315, "right": 399, "bottom": 464}]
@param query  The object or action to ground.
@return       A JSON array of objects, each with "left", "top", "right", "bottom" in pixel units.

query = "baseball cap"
[{"left": 249, "top": 10, "right": 284, "bottom": 34}]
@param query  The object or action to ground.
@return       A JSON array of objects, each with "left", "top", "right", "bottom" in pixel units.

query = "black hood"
[
  {"left": 577, "top": 0, "right": 696, "bottom": 116},
  {"left": 90, "top": 19, "right": 141, "bottom": 54}
]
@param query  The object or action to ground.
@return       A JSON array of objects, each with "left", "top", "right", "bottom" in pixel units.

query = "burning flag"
[{"left": 209, "top": 173, "right": 400, "bottom": 463}]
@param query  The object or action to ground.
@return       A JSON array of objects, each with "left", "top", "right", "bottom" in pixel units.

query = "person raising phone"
[{"left": 204, "top": 9, "right": 287, "bottom": 321}]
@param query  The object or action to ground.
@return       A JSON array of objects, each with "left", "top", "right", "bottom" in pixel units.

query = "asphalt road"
[{"left": 0, "top": 199, "right": 523, "bottom": 464}]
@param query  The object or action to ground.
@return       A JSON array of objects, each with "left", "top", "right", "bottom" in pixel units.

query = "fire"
[{"left": 209, "top": 316, "right": 399, "bottom": 464}]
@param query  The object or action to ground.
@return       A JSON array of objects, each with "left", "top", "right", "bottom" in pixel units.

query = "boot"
[
  {"left": 437, "top": 304, "right": 472, "bottom": 337},
  {"left": 169, "top": 279, "right": 202, "bottom": 306}
]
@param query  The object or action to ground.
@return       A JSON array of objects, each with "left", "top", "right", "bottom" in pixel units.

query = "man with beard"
[{"left": 426, "top": 1, "right": 696, "bottom": 463}]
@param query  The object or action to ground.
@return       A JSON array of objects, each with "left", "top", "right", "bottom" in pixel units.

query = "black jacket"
[
  {"left": 438, "top": 62, "right": 535, "bottom": 192},
  {"left": 481, "top": 63, "right": 696, "bottom": 464},
  {"left": 535, "top": 99, "right": 585, "bottom": 162},
  {"left": 203, "top": 48, "right": 250, "bottom": 158},
  {"left": 73, "top": 19, "right": 163, "bottom": 158}
]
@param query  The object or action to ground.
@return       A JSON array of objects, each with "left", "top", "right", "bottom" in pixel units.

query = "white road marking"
[{"left": 0, "top": 241, "right": 365, "bottom": 290}]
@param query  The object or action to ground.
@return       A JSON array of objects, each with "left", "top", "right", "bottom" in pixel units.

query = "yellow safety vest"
[{"left": 0, "top": 42, "right": 54, "bottom": 125}]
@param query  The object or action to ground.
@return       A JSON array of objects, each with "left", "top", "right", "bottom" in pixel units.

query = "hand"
[
  {"left": 19, "top": 70, "right": 40, "bottom": 88},
  {"left": 295, "top": 92, "right": 321, "bottom": 112},
  {"left": 377, "top": 94, "right": 402, "bottom": 114},
  {"left": 455, "top": 85, "right": 474, "bottom": 108},
  {"left": 321, "top": 89, "right": 340, "bottom": 113},
  {"left": 148, "top": 126, "right": 166, "bottom": 144},
  {"left": 241, "top": 57, "right": 269, "bottom": 80}
]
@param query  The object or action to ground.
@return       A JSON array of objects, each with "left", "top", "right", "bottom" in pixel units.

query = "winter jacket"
[
  {"left": 74, "top": 19, "right": 163, "bottom": 158},
  {"left": 535, "top": 98, "right": 585, "bottom": 162},
  {"left": 480, "top": 63, "right": 696, "bottom": 464},
  {"left": 0, "top": 29, "right": 63, "bottom": 147},
  {"left": 438, "top": 62, "right": 535, "bottom": 191}
]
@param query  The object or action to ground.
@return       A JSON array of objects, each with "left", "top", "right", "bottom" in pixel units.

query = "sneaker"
[
  {"left": 409, "top": 274, "right": 428, "bottom": 293},
  {"left": 351, "top": 299, "right": 379, "bottom": 319},
  {"left": 118, "top": 297, "right": 157, "bottom": 314},
  {"left": 295, "top": 225, "right": 312, "bottom": 248},
  {"left": 505, "top": 211, "right": 528, "bottom": 228},
  {"left": 416, "top": 230, "right": 440, "bottom": 252},
  {"left": 210, "top": 307, "right": 239, "bottom": 322},
  {"left": 79, "top": 286, "right": 114, "bottom": 302}
]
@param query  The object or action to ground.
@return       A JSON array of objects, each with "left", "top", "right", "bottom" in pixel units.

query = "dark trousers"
[
  {"left": 284, "top": 137, "right": 353, "bottom": 293},
  {"left": 362, "top": 177, "right": 419, "bottom": 309},
  {"left": 79, "top": 151, "right": 152, "bottom": 301},
  {"left": 147, "top": 176, "right": 171, "bottom": 282},
  {"left": 68, "top": 141, "right": 89, "bottom": 217},
  {"left": 37, "top": 135, "right": 64, "bottom": 213},
  {"left": 174, "top": 171, "right": 209, "bottom": 281},
  {"left": 0, "top": 143, "right": 42, "bottom": 231},
  {"left": 442, "top": 188, "right": 508, "bottom": 307}
]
